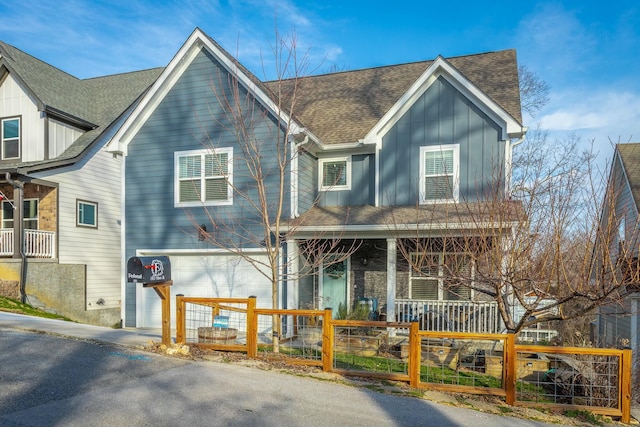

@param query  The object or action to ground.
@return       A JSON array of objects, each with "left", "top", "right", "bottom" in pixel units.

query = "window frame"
[
  {"left": 318, "top": 156, "right": 351, "bottom": 191},
  {"left": 1, "top": 116, "right": 21, "bottom": 161},
  {"left": 409, "top": 252, "right": 473, "bottom": 301},
  {"left": 419, "top": 144, "right": 459, "bottom": 203},
  {"left": 2, "top": 198, "right": 38, "bottom": 230},
  {"left": 76, "top": 199, "right": 98, "bottom": 228},
  {"left": 174, "top": 148, "right": 233, "bottom": 207}
]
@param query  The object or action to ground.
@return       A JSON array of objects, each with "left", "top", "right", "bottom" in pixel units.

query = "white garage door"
[{"left": 138, "top": 252, "right": 273, "bottom": 328}]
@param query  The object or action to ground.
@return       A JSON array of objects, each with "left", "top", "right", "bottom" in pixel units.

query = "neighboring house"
[
  {"left": 107, "top": 28, "right": 526, "bottom": 330},
  {"left": 0, "top": 40, "right": 161, "bottom": 325},
  {"left": 595, "top": 143, "right": 640, "bottom": 352}
]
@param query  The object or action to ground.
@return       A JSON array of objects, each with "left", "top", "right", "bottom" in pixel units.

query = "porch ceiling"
[{"left": 282, "top": 202, "right": 526, "bottom": 239}]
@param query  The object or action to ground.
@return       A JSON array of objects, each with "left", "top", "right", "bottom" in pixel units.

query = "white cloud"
[{"left": 540, "top": 90, "right": 640, "bottom": 136}]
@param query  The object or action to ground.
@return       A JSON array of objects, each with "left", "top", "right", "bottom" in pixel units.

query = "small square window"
[
  {"left": 77, "top": 200, "right": 98, "bottom": 228},
  {"left": 319, "top": 157, "right": 351, "bottom": 191}
]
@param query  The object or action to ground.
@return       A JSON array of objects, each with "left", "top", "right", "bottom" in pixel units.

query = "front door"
[{"left": 320, "top": 256, "right": 349, "bottom": 318}]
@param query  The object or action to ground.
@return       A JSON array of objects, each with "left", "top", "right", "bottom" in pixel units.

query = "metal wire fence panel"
[
  {"left": 174, "top": 297, "right": 632, "bottom": 422},
  {"left": 181, "top": 298, "right": 248, "bottom": 348},
  {"left": 331, "top": 323, "right": 410, "bottom": 380},
  {"left": 254, "top": 310, "right": 324, "bottom": 365},
  {"left": 515, "top": 346, "right": 623, "bottom": 411},
  {"left": 417, "top": 332, "right": 506, "bottom": 391}
]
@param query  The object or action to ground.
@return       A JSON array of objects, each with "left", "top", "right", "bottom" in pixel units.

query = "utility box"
[{"left": 127, "top": 256, "right": 171, "bottom": 284}]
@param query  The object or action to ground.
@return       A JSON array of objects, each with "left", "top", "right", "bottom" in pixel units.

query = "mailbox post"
[{"left": 127, "top": 256, "right": 172, "bottom": 345}]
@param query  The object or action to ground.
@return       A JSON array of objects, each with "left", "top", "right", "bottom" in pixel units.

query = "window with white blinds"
[
  {"left": 319, "top": 157, "right": 351, "bottom": 190},
  {"left": 419, "top": 144, "right": 459, "bottom": 203},
  {"left": 410, "top": 252, "right": 472, "bottom": 301},
  {"left": 175, "top": 148, "right": 233, "bottom": 206}
]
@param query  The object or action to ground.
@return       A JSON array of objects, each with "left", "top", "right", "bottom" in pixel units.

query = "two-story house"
[
  {"left": 107, "top": 28, "right": 526, "bottom": 330},
  {"left": 594, "top": 143, "right": 640, "bottom": 353},
  {"left": 0, "top": 40, "right": 161, "bottom": 325}
]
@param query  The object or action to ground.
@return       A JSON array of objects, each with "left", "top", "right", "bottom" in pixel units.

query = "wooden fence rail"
[{"left": 175, "top": 296, "right": 632, "bottom": 423}]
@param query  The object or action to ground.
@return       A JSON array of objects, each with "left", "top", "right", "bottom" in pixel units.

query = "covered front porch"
[
  {"left": 0, "top": 229, "right": 56, "bottom": 258},
  {"left": 285, "top": 203, "right": 525, "bottom": 334},
  {"left": 0, "top": 178, "right": 57, "bottom": 259}
]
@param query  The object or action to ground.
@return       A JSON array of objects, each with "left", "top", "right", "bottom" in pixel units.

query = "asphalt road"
[{"left": 0, "top": 326, "right": 561, "bottom": 427}]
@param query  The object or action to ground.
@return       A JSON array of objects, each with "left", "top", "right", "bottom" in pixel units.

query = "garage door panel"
[{"left": 139, "top": 253, "right": 272, "bottom": 328}]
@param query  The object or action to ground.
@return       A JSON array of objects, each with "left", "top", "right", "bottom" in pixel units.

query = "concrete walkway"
[{"left": 0, "top": 311, "right": 162, "bottom": 347}]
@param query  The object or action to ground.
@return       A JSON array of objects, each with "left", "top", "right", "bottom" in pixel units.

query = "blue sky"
[{"left": 1, "top": 0, "right": 638, "bottom": 164}]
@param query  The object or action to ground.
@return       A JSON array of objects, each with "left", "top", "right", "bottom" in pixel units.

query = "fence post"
[
  {"left": 175, "top": 294, "right": 184, "bottom": 344},
  {"left": 246, "top": 296, "right": 257, "bottom": 358},
  {"left": 621, "top": 348, "right": 632, "bottom": 424},
  {"left": 504, "top": 332, "right": 516, "bottom": 405},
  {"left": 409, "top": 321, "right": 420, "bottom": 387},
  {"left": 322, "top": 308, "right": 333, "bottom": 372}
]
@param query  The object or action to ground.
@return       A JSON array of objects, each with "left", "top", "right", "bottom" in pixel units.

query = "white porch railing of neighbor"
[
  {"left": 0, "top": 229, "right": 56, "bottom": 258},
  {"left": 395, "top": 299, "right": 502, "bottom": 333}
]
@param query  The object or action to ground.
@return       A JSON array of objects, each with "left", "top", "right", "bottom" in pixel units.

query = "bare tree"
[
  {"left": 393, "top": 134, "right": 640, "bottom": 338},
  {"left": 182, "top": 28, "right": 358, "bottom": 349},
  {"left": 518, "top": 65, "right": 550, "bottom": 119}
]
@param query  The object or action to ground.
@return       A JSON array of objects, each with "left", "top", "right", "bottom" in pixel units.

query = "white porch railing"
[
  {"left": 0, "top": 229, "right": 56, "bottom": 258},
  {"left": 395, "top": 299, "right": 502, "bottom": 334}
]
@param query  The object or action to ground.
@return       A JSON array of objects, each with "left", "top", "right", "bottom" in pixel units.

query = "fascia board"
[
  {"left": 280, "top": 220, "right": 523, "bottom": 236},
  {"left": 107, "top": 28, "right": 306, "bottom": 155},
  {"left": 363, "top": 57, "right": 523, "bottom": 146}
]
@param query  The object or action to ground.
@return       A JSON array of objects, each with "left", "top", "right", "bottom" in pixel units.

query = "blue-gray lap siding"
[
  {"left": 124, "top": 48, "right": 289, "bottom": 325},
  {"left": 596, "top": 153, "right": 639, "bottom": 346},
  {"left": 380, "top": 76, "right": 504, "bottom": 206}
]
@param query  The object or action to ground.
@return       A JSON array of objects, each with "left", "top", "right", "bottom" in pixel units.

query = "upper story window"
[
  {"left": 175, "top": 148, "right": 233, "bottom": 207},
  {"left": 319, "top": 157, "right": 351, "bottom": 191},
  {"left": 419, "top": 144, "right": 459, "bottom": 203},
  {"left": 2, "top": 199, "right": 38, "bottom": 229},
  {"left": 77, "top": 200, "right": 98, "bottom": 228},
  {"left": 1, "top": 117, "right": 20, "bottom": 160}
]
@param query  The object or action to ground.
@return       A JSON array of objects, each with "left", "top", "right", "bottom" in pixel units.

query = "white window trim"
[
  {"left": 319, "top": 156, "right": 351, "bottom": 191},
  {"left": 174, "top": 148, "right": 233, "bottom": 207},
  {"left": 1, "top": 117, "right": 21, "bottom": 160},
  {"left": 77, "top": 199, "right": 98, "bottom": 228},
  {"left": 2, "top": 198, "right": 38, "bottom": 229},
  {"left": 419, "top": 144, "right": 459, "bottom": 203},
  {"left": 409, "top": 252, "right": 473, "bottom": 300}
]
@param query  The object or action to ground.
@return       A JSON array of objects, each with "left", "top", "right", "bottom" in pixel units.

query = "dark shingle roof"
[
  {"left": 266, "top": 49, "right": 522, "bottom": 145},
  {"left": 0, "top": 40, "right": 162, "bottom": 171},
  {"left": 617, "top": 143, "right": 640, "bottom": 212},
  {"left": 286, "top": 202, "right": 525, "bottom": 234}
]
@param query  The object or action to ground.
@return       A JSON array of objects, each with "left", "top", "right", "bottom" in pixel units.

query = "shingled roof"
[
  {"left": 0, "top": 41, "right": 162, "bottom": 171},
  {"left": 265, "top": 49, "right": 522, "bottom": 145},
  {"left": 284, "top": 201, "right": 526, "bottom": 237},
  {"left": 616, "top": 143, "right": 640, "bottom": 213}
]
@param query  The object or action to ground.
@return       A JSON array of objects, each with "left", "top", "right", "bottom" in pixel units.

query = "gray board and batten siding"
[
  {"left": 317, "top": 154, "right": 375, "bottom": 207},
  {"left": 123, "top": 48, "right": 290, "bottom": 325},
  {"left": 380, "top": 76, "right": 504, "bottom": 206}
]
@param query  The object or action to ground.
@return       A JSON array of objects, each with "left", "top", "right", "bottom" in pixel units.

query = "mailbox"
[{"left": 127, "top": 256, "right": 171, "bottom": 284}]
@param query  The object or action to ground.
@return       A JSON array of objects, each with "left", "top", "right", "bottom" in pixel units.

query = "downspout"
[
  {"left": 290, "top": 134, "right": 309, "bottom": 218},
  {"left": 506, "top": 129, "right": 527, "bottom": 196},
  {"left": 6, "top": 172, "right": 26, "bottom": 303}
]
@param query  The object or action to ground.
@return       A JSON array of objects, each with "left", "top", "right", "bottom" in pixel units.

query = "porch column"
[
  {"left": 386, "top": 238, "right": 397, "bottom": 322},
  {"left": 12, "top": 181, "right": 24, "bottom": 259},
  {"left": 286, "top": 239, "right": 299, "bottom": 309}
]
